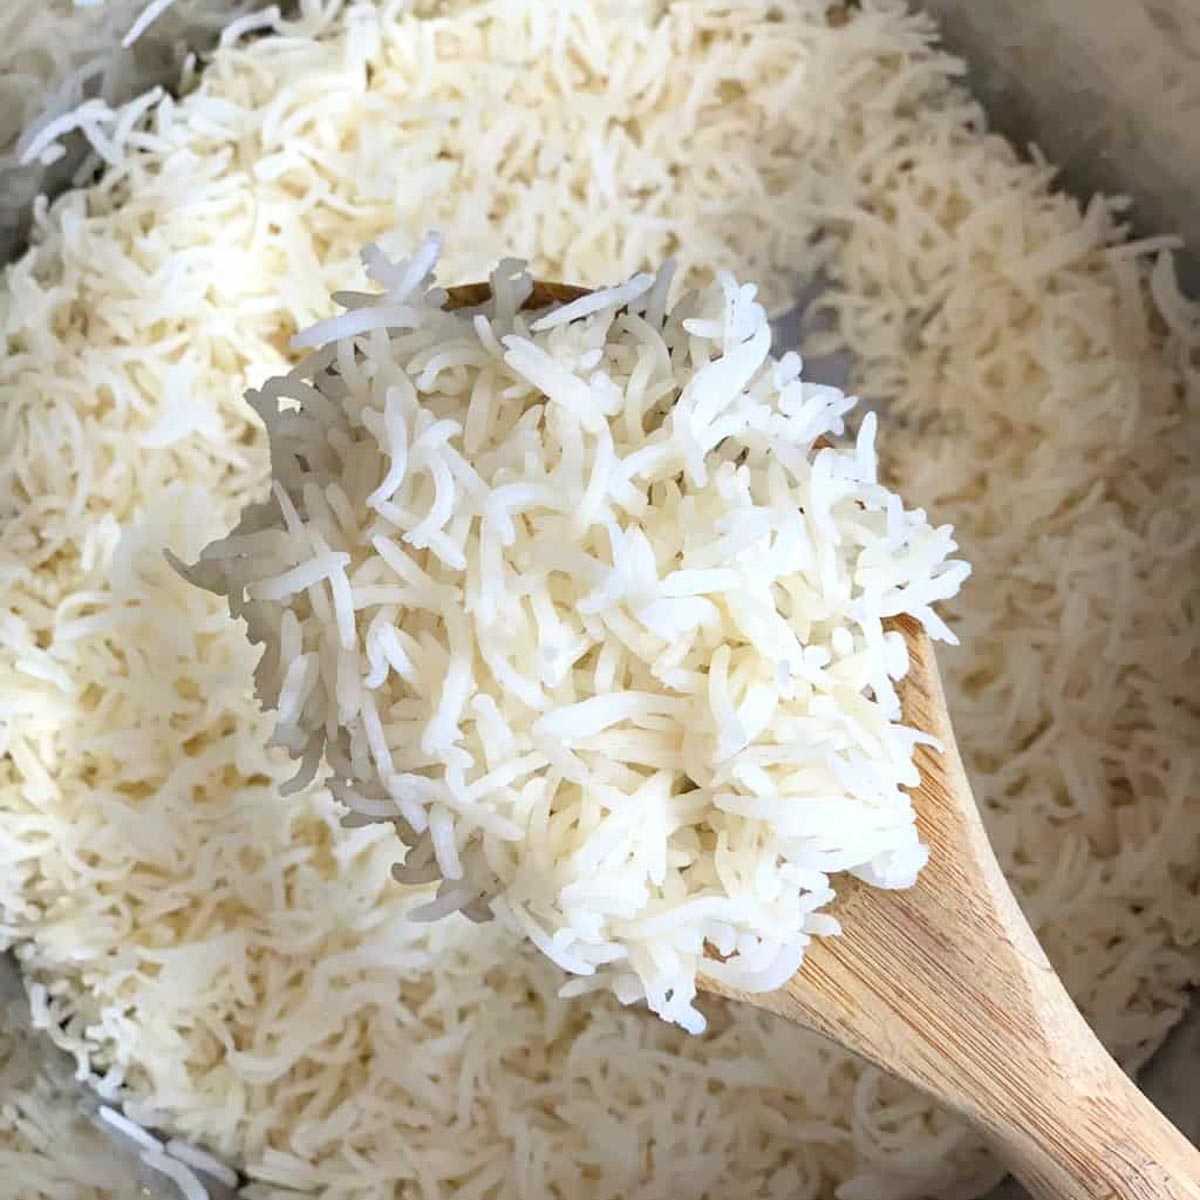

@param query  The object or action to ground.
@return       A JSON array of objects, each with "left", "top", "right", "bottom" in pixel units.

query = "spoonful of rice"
[{"left": 176, "top": 236, "right": 1200, "bottom": 1199}]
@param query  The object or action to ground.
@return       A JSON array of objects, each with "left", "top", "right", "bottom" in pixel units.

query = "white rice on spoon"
[{"left": 179, "top": 235, "right": 968, "bottom": 1032}]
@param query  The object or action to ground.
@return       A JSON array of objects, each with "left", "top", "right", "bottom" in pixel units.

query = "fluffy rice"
[
  {"left": 0, "top": 0, "right": 268, "bottom": 259},
  {"left": 1, "top": 0, "right": 1196, "bottom": 1197},
  {"left": 180, "top": 237, "right": 966, "bottom": 1031}
]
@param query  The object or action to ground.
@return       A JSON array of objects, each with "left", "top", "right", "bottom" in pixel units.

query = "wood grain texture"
[
  {"left": 441, "top": 279, "right": 1199, "bottom": 1196},
  {"left": 703, "top": 616, "right": 1200, "bottom": 1199},
  {"left": 444, "top": 280, "right": 590, "bottom": 311}
]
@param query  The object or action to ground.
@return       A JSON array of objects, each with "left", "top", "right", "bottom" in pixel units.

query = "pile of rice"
[
  {"left": 0, "top": 0, "right": 268, "bottom": 260},
  {"left": 181, "top": 239, "right": 966, "bottom": 1032},
  {"left": 1, "top": 0, "right": 1196, "bottom": 1197}
]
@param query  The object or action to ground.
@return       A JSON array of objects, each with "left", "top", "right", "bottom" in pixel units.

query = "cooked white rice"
[
  {"left": 0, "top": 0, "right": 268, "bottom": 259},
  {"left": 181, "top": 238, "right": 966, "bottom": 1031},
  {"left": 0, "top": 0, "right": 1196, "bottom": 1197}
]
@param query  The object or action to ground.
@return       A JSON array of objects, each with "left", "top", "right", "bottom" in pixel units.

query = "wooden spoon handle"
[
  {"left": 707, "top": 619, "right": 1200, "bottom": 1199},
  {"left": 982, "top": 1000, "right": 1200, "bottom": 1199}
]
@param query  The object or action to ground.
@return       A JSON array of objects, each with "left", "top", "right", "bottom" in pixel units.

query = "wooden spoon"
[
  {"left": 707, "top": 612, "right": 1200, "bottom": 1200},
  {"left": 445, "top": 281, "right": 1200, "bottom": 1199}
]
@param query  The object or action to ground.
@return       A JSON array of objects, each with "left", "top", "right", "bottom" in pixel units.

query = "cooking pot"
[{"left": 1, "top": 1, "right": 1195, "bottom": 1195}]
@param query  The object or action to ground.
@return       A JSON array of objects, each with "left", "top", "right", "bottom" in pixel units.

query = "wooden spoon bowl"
[
  {"left": 445, "top": 279, "right": 589, "bottom": 310},
  {"left": 444, "top": 280, "right": 1200, "bottom": 1199}
]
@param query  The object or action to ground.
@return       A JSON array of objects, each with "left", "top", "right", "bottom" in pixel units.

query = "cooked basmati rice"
[
  {"left": 0, "top": 1003, "right": 143, "bottom": 1199},
  {"left": 0, "top": 0, "right": 268, "bottom": 259},
  {"left": 166, "top": 1137, "right": 240, "bottom": 1189},
  {"left": 141, "top": 1146, "right": 210, "bottom": 1200},
  {"left": 98, "top": 1102, "right": 165, "bottom": 1153},
  {"left": 1, "top": 0, "right": 1196, "bottom": 1197},
  {"left": 181, "top": 240, "right": 966, "bottom": 1030}
]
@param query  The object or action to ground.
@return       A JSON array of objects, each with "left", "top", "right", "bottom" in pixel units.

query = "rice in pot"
[{"left": 0, "top": 1, "right": 1196, "bottom": 1197}]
